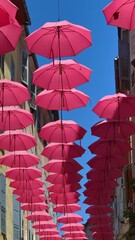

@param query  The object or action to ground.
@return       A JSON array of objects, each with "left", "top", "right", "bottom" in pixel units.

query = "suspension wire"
[{"left": 58, "top": 0, "right": 60, "bottom": 21}]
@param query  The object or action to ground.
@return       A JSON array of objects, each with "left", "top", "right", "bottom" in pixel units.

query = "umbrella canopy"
[
  {"left": 26, "top": 211, "right": 52, "bottom": 221},
  {"left": 102, "top": 0, "right": 135, "bottom": 30},
  {"left": 62, "top": 231, "right": 86, "bottom": 238},
  {"left": 0, "top": 0, "right": 18, "bottom": 23},
  {"left": 32, "top": 221, "right": 56, "bottom": 229},
  {"left": 13, "top": 188, "right": 44, "bottom": 196},
  {"left": 46, "top": 172, "right": 82, "bottom": 184},
  {"left": 0, "top": 130, "right": 36, "bottom": 151},
  {"left": 86, "top": 205, "right": 113, "bottom": 215},
  {"left": 17, "top": 194, "right": 46, "bottom": 203},
  {"left": 91, "top": 119, "right": 135, "bottom": 139},
  {"left": 60, "top": 223, "right": 84, "bottom": 231},
  {"left": 48, "top": 182, "right": 81, "bottom": 193},
  {"left": 35, "top": 88, "right": 90, "bottom": 111},
  {"left": 53, "top": 203, "right": 81, "bottom": 213},
  {"left": 25, "top": 20, "right": 92, "bottom": 58},
  {"left": 49, "top": 192, "right": 80, "bottom": 204},
  {"left": 42, "top": 142, "right": 85, "bottom": 159},
  {"left": 87, "top": 168, "right": 122, "bottom": 181},
  {"left": 9, "top": 179, "right": 44, "bottom": 190},
  {"left": 5, "top": 167, "right": 42, "bottom": 181},
  {"left": 92, "top": 232, "right": 114, "bottom": 239},
  {"left": 39, "top": 120, "right": 86, "bottom": 143},
  {"left": 0, "top": 79, "right": 30, "bottom": 107},
  {"left": 92, "top": 92, "right": 135, "bottom": 119},
  {"left": 35, "top": 229, "right": 59, "bottom": 236},
  {"left": 84, "top": 196, "right": 113, "bottom": 205},
  {"left": 57, "top": 213, "right": 83, "bottom": 223},
  {"left": 88, "top": 215, "right": 113, "bottom": 224},
  {"left": 42, "top": 159, "right": 82, "bottom": 174},
  {"left": 33, "top": 59, "right": 92, "bottom": 89},
  {"left": 88, "top": 139, "right": 131, "bottom": 156},
  {"left": 39, "top": 236, "right": 62, "bottom": 240},
  {"left": 0, "top": 151, "right": 40, "bottom": 168},
  {"left": 90, "top": 224, "right": 113, "bottom": 233},
  {"left": 84, "top": 188, "right": 114, "bottom": 199},
  {"left": 85, "top": 179, "right": 119, "bottom": 189},
  {"left": 0, "top": 107, "right": 34, "bottom": 130},
  {"left": 21, "top": 202, "right": 48, "bottom": 212}
]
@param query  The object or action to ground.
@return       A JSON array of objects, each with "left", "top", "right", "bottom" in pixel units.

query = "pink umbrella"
[
  {"left": 35, "top": 88, "right": 90, "bottom": 111},
  {"left": 85, "top": 179, "right": 119, "bottom": 189},
  {"left": 92, "top": 92, "right": 135, "bottom": 119},
  {"left": 88, "top": 215, "right": 113, "bottom": 224},
  {"left": 0, "top": 79, "right": 30, "bottom": 107},
  {"left": 42, "top": 142, "right": 85, "bottom": 159},
  {"left": 57, "top": 213, "right": 83, "bottom": 223},
  {"left": 0, "top": 131, "right": 36, "bottom": 151},
  {"left": 60, "top": 223, "right": 84, "bottom": 231},
  {"left": 35, "top": 229, "right": 59, "bottom": 235},
  {"left": 0, "top": 0, "right": 18, "bottom": 23},
  {"left": 32, "top": 221, "right": 56, "bottom": 229},
  {"left": 42, "top": 159, "right": 82, "bottom": 174},
  {"left": 21, "top": 202, "right": 48, "bottom": 211},
  {"left": 39, "top": 120, "right": 86, "bottom": 143},
  {"left": 90, "top": 224, "right": 113, "bottom": 233},
  {"left": 49, "top": 192, "right": 80, "bottom": 204},
  {"left": 26, "top": 211, "right": 52, "bottom": 221},
  {"left": 0, "top": 107, "right": 34, "bottom": 130},
  {"left": 65, "top": 238, "right": 88, "bottom": 240},
  {"left": 88, "top": 139, "right": 131, "bottom": 156},
  {"left": 102, "top": 0, "right": 135, "bottom": 30},
  {"left": 39, "top": 236, "right": 62, "bottom": 240},
  {"left": 86, "top": 205, "right": 113, "bottom": 215},
  {"left": 46, "top": 172, "right": 82, "bottom": 184},
  {"left": 62, "top": 231, "right": 86, "bottom": 238},
  {"left": 92, "top": 232, "right": 114, "bottom": 239},
  {"left": 25, "top": 20, "right": 92, "bottom": 58},
  {"left": 84, "top": 188, "right": 114, "bottom": 198},
  {"left": 0, "top": 151, "right": 40, "bottom": 168},
  {"left": 13, "top": 188, "right": 44, "bottom": 196},
  {"left": 84, "top": 196, "right": 113, "bottom": 205},
  {"left": 48, "top": 182, "right": 81, "bottom": 193},
  {"left": 87, "top": 168, "right": 122, "bottom": 181},
  {"left": 5, "top": 167, "right": 42, "bottom": 181},
  {"left": 17, "top": 194, "right": 46, "bottom": 203},
  {"left": 53, "top": 203, "right": 81, "bottom": 213},
  {"left": 33, "top": 59, "right": 92, "bottom": 89},
  {"left": 9, "top": 179, "right": 44, "bottom": 190}
]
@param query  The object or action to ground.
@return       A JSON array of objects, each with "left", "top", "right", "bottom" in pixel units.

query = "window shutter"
[
  {"left": 13, "top": 194, "right": 20, "bottom": 240},
  {"left": 0, "top": 173, "right": 6, "bottom": 235}
]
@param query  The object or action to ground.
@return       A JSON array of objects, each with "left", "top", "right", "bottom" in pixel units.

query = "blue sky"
[{"left": 26, "top": 0, "right": 118, "bottom": 223}]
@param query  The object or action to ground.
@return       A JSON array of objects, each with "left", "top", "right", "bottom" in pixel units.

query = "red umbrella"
[
  {"left": 87, "top": 168, "right": 122, "bottom": 181},
  {"left": 42, "top": 159, "right": 82, "bottom": 174},
  {"left": 0, "top": 151, "right": 40, "bottom": 168},
  {"left": 35, "top": 229, "right": 59, "bottom": 235},
  {"left": 53, "top": 203, "right": 81, "bottom": 213},
  {"left": 0, "top": 0, "right": 18, "bottom": 23},
  {"left": 0, "top": 131, "right": 36, "bottom": 151},
  {"left": 21, "top": 202, "right": 48, "bottom": 211},
  {"left": 0, "top": 79, "right": 30, "bottom": 107},
  {"left": 91, "top": 119, "right": 135, "bottom": 139},
  {"left": 42, "top": 142, "right": 85, "bottom": 159},
  {"left": 39, "top": 120, "right": 86, "bottom": 143},
  {"left": 26, "top": 211, "right": 52, "bottom": 221},
  {"left": 57, "top": 213, "right": 83, "bottom": 223},
  {"left": 46, "top": 172, "right": 82, "bottom": 184},
  {"left": 32, "top": 221, "right": 56, "bottom": 229},
  {"left": 35, "top": 88, "right": 90, "bottom": 111},
  {"left": 92, "top": 232, "right": 114, "bottom": 239},
  {"left": 84, "top": 188, "right": 114, "bottom": 199},
  {"left": 17, "top": 194, "right": 46, "bottom": 203},
  {"left": 49, "top": 192, "right": 80, "bottom": 204},
  {"left": 88, "top": 215, "right": 113, "bottom": 224},
  {"left": 65, "top": 238, "right": 88, "bottom": 240},
  {"left": 86, "top": 205, "right": 113, "bottom": 215},
  {"left": 90, "top": 224, "right": 113, "bottom": 232},
  {"left": 92, "top": 92, "right": 135, "bottom": 119},
  {"left": 60, "top": 223, "right": 84, "bottom": 231},
  {"left": 102, "top": 0, "right": 135, "bottom": 30},
  {"left": 13, "top": 188, "right": 44, "bottom": 196},
  {"left": 84, "top": 197, "right": 113, "bottom": 205},
  {"left": 39, "top": 236, "right": 62, "bottom": 240},
  {"left": 5, "top": 167, "right": 42, "bottom": 181},
  {"left": 9, "top": 179, "right": 44, "bottom": 190},
  {"left": 62, "top": 231, "right": 86, "bottom": 238},
  {"left": 89, "top": 139, "right": 131, "bottom": 156},
  {"left": 48, "top": 183, "right": 81, "bottom": 193},
  {"left": 33, "top": 59, "right": 92, "bottom": 89},
  {"left": 25, "top": 20, "right": 92, "bottom": 58},
  {"left": 0, "top": 107, "right": 34, "bottom": 130},
  {"left": 85, "top": 179, "right": 119, "bottom": 189}
]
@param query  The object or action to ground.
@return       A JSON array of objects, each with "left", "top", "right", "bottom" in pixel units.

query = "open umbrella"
[
  {"left": 39, "top": 120, "right": 86, "bottom": 143},
  {"left": 0, "top": 0, "right": 18, "bottom": 23},
  {"left": 90, "top": 224, "right": 113, "bottom": 233},
  {"left": 53, "top": 203, "right": 81, "bottom": 213},
  {"left": 21, "top": 202, "right": 48, "bottom": 212},
  {"left": 13, "top": 188, "right": 44, "bottom": 196},
  {"left": 49, "top": 192, "right": 80, "bottom": 204},
  {"left": 60, "top": 223, "right": 84, "bottom": 232},
  {"left": 102, "top": 0, "right": 135, "bottom": 30},
  {"left": 88, "top": 215, "right": 113, "bottom": 224},
  {"left": 0, "top": 107, "right": 34, "bottom": 130},
  {"left": 86, "top": 205, "right": 113, "bottom": 215},
  {"left": 25, "top": 20, "right": 92, "bottom": 58},
  {"left": 92, "top": 92, "right": 135, "bottom": 119},
  {"left": 87, "top": 168, "right": 122, "bottom": 181},
  {"left": 85, "top": 179, "right": 119, "bottom": 189},
  {"left": 5, "top": 167, "right": 42, "bottom": 181},
  {"left": 0, "top": 151, "right": 40, "bottom": 168},
  {"left": 9, "top": 179, "right": 44, "bottom": 190},
  {"left": 16, "top": 194, "right": 46, "bottom": 203},
  {"left": 48, "top": 182, "right": 81, "bottom": 193},
  {"left": 33, "top": 59, "right": 92, "bottom": 89},
  {"left": 32, "top": 221, "right": 56, "bottom": 229},
  {"left": 57, "top": 213, "right": 83, "bottom": 223},
  {"left": 84, "top": 196, "right": 113, "bottom": 205},
  {"left": 0, "top": 131, "right": 36, "bottom": 151},
  {"left": 62, "top": 231, "right": 86, "bottom": 238},
  {"left": 35, "top": 229, "right": 59, "bottom": 236},
  {"left": 46, "top": 172, "right": 82, "bottom": 184},
  {"left": 26, "top": 211, "right": 52, "bottom": 221},
  {"left": 39, "top": 236, "right": 62, "bottom": 240},
  {"left": 42, "top": 142, "right": 85, "bottom": 159},
  {"left": 35, "top": 88, "right": 90, "bottom": 111},
  {"left": 92, "top": 232, "right": 114, "bottom": 239}
]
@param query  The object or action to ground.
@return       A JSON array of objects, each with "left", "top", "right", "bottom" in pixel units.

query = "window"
[
  {"left": 21, "top": 50, "right": 29, "bottom": 85},
  {"left": 11, "top": 56, "right": 15, "bottom": 81},
  {"left": 0, "top": 55, "right": 4, "bottom": 78},
  {"left": 30, "top": 83, "right": 37, "bottom": 110},
  {"left": 0, "top": 173, "right": 6, "bottom": 235}
]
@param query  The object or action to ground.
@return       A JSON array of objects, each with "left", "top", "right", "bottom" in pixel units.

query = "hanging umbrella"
[
  {"left": 92, "top": 232, "right": 114, "bottom": 239},
  {"left": 48, "top": 182, "right": 81, "bottom": 193},
  {"left": 16, "top": 194, "right": 46, "bottom": 204},
  {"left": 0, "top": 79, "right": 30, "bottom": 107},
  {"left": 49, "top": 192, "right": 80, "bottom": 204},
  {"left": 86, "top": 205, "right": 113, "bottom": 215},
  {"left": 9, "top": 179, "right": 44, "bottom": 190},
  {"left": 46, "top": 172, "right": 82, "bottom": 184},
  {"left": 39, "top": 236, "right": 62, "bottom": 240},
  {"left": 33, "top": 59, "right": 92, "bottom": 89},
  {"left": 90, "top": 224, "right": 113, "bottom": 233},
  {"left": 42, "top": 159, "right": 82, "bottom": 174},
  {"left": 92, "top": 92, "right": 135, "bottom": 119},
  {"left": 57, "top": 213, "right": 83, "bottom": 223},
  {"left": 87, "top": 168, "right": 122, "bottom": 181},
  {"left": 35, "top": 88, "right": 90, "bottom": 111},
  {"left": 5, "top": 167, "right": 42, "bottom": 181},
  {"left": 53, "top": 203, "right": 81, "bottom": 213},
  {"left": 13, "top": 188, "right": 44, "bottom": 196},
  {"left": 84, "top": 196, "right": 113, "bottom": 205},
  {"left": 0, "top": 0, "right": 18, "bottom": 22},
  {"left": 102, "top": 0, "right": 135, "bottom": 30},
  {"left": 0, "top": 107, "right": 34, "bottom": 130},
  {"left": 0, "top": 151, "right": 40, "bottom": 168},
  {"left": 88, "top": 215, "right": 113, "bottom": 224},
  {"left": 65, "top": 238, "right": 88, "bottom": 240},
  {"left": 32, "top": 221, "right": 56, "bottom": 229},
  {"left": 88, "top": 139, "right": 131, "bottom": 156},
  {"left": 35, "top": 229, "right": 59, "bottom": 236},
  {"left": 84, "top": 188, "right": 114, "bottom": 198},
  {"left": 0, "top": 131, "right": 36, "bottom": 151},
  {"left": 60, "top": 223, "right": 84, "bottom": 232},
  {"left": 85, "top": 179, "right": 119, "bottom": 189},
  {"left": 62, "top": 231, "right": 86, "bottom": 238},
  {"left": 42, "top": 142, "right": 85, "bottom": 159},
  {"left": 26, "top": 211, "right": 52, "bottom": 221},
  {"left": 25, "top": 20, "right": 92, "bottom": 58},
  {"left": 21, "top": 202, "right": 48, "bottom": 212},
  {"left": 39, "top": 120, "right": 86, "bottom": 143}
]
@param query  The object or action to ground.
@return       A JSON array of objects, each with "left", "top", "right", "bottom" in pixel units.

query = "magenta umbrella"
[
  {"left": 87, "top": 168, "right": 122, "bottom": 181},
  {"left": 88, "top": 215, "right": 113, "bottom": 225},
  {"left": 57, "top": 213, "right": 83, "bottom": 224},
  {"left": 26, "top": 211, "right": 52, "bottom": 221},
  {"left": 35, "top": 229, "right": 59, "bottom": 236},
  {"left": 25, "top": 20, "right": 92, "bottom": 58},
  {"left": 32, "top": 221, "right": 56, "bottom": 229},
  {"left": 39, "top": 120, "right": 86, "bottom": 143},
  {"left": 84, "top": 188, "right": 114, "bottom": 199},
  {"left": 102, "top": 0, "right": 135, "bottom": 30},
  {"left": 42, "top": 159, "right": 82, "bottom": 174},
  {"left": 90, "top": 224, "right": 113, "bottom": 233},
  {"left": 13, "top": 188, "right": 44, "bottom": 196},
  {"left": 53, "top": 203, "right": 81, "bottom": 213},
  {"left": 42, "top": 142, "right": 85, "bottom": 159},
  {"left": 48, "top": 183, "right": 81, "bottom": 193},
  {"left": 0, "top": 151, "right": 40, "bottom": 168},
  {"left": 62, "top": 231, "right": 86, "bottom": 238},
  {"left": 5, "top": 167, "right": 42, "bottom": 181},
  {"left": 9, "top": 179, "right": 44, "bottom": 190},
  {"left": 46, "top": 172, "right": 82, "bottom": 184},
  {"left": 86, "top": 205, "right": 113, "bottom": 215},
  {"left": 17, "top": 194, "right": 46, "bottom": 204},
  {"left": 60, "top": 223, "right": 84, "bottom": 232},
  {"left": 0, "top": 131, "right": 36, "bottom": 151},
  {"left": 0, "top": 0, "right": 18, "bottom": 23},
  {"left": 92, "top": 92, "right": 135, "bottom": 119},
  {"left": 65, "top": 238, "right": 88, "bottom": 240},
  {"left": 33, "top": 59, "right": 92, "bottom": 89},
  {"left": 39, "top": 236, "right": 62, "bottom": 240},
  {"left": 85, "top": 179, "right": 119, "bottom": 189},
  {"left": 84, "top": 196, "right": 113, "bottom": 205},
  {"left": 92, "top": 232, "right": 114, "bottom": 239},
  {"left": 49, "top": 192, "right": 80, "bottom": 204},
  {"left": 35, "top": 88, "right": 90, "bottom": 111},
  {"left": 0, "top": 107, "right": 34, "bottom": 130},
  {"left": 21, "top": 202, "right": 48, "bottom": 212}
]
